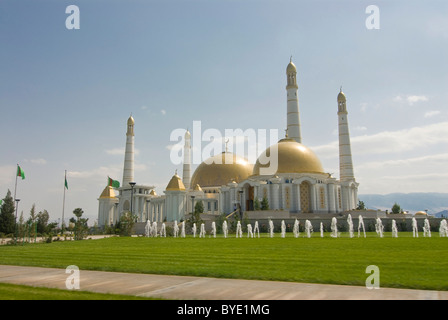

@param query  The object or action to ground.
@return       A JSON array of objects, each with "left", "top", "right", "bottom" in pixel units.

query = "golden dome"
[
  {"left": 149, "top": 189, "right": 157, "bottom": 196},
  {"left": 193, "top": 184, "right": 203, "bottom": 192},
  {"left": 338, "top": 90, "right": 346, "bottom": 102},
  {"left": 166, "top": 174, "right": 186, "bottom": 191},
  {"left": 415, "top": 211, "right": 428, "bottom": 216},
  {"left": 190, "top": 152, "right": 254, "bottom": 188},
  {"left": 127, "top": 115, "right": 135, "bottom": 126},
  {"left": 252, "top": 138, "right": 325, "bottom": 176},
  {"left": 99, "top": 186, "right": 117, "bottom": 199},
  {"left": 286, "top": 61, "right": 297, "bottom": 74}
]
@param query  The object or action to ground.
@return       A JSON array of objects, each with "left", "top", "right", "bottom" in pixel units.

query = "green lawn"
[
  {"left": 0, "top": 233, "right": 447, "bottom": 291},
  {"left": 0, "top": 282, "right": 158, "bottom": 300}
]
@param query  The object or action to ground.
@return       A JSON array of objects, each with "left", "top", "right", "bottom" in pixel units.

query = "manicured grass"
[
  {"left": 0, "top": 232, "right": 447, "bottom": 291},
  {"left": 0, "top": 282, "right": 157, "bottom": 300}
]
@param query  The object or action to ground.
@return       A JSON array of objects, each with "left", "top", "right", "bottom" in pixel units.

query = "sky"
[{"left": 1, "top": 0, "right": 447, "bottom": 223}]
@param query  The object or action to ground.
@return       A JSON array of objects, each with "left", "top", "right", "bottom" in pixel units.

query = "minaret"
[
  {"left": 122, "top": 115, "right": 135, "bottom": 187},
  {"left": 286, "top": 57, "right": 302, "bottom": 143},
  {"left": 182, "top": 129, "right": 191, "bottom": 190},
  {"left": 337, "top": 88, "right": 355, "bottom": 182}
]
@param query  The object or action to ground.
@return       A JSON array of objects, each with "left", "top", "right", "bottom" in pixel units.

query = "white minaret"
[
  {"left": 122, "top": 115, "right": 135, "bottom": 187},
  {"left": 182, "top": 129, "right": 191, "bottom": 190},
  {"left": 337, "top": 88, "right": 355, "bottom": 182},
  {"left": 286, "top": 58, "right": 302, "bottom": 143}
]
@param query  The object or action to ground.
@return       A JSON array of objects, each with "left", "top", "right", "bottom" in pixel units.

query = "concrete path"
[{"left": 0, "top": 265, "right": 447, "bottom": 300}]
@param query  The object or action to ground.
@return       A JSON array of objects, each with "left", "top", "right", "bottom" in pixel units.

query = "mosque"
[{"left": 97, "top": 59, "right": 359, "bottom": 227}]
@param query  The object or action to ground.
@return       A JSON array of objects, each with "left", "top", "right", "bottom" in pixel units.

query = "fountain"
[
  {"left": 330, "top": 217, "right": 338, "bottom": 238},
  {"left": 247, "top": 224, "right": 254, "bottom": 238},
  {"left": 222, "top": 221, "right": 228, "bottom": 238},
  {"left": 151, "top": 221, "right": 158, "bottom": 237},
  {"left": 320, "top": 222, "right": 324, "bottom": 238},
  {"left": 391, "top": 219, "right": 398, "bottom": 238},
  {"left": 160, "top": 222, "right": 166, "bottom": 237},
  {"left": 281, "top": 220, "right": 286, "bottom": 238},
  {"left": 347, "top": 214, "right": 354, "bottom": 238},
  {"left": 305, "top": 220, "right": 313, "bottom": 238},
  {"left": 180, "top": 221, "right": 186, "bottom": 238},
  {"left": 268, "top": 219, "right": 274, "bottom": 238},
  {"left": 358, "top": 215, "right": 366, "bottom": 238},
  {"left": 412, "top": 217, "right": 419, "bottom": 238},
  {"left": 236, "top": 221, "right": 243, "bottom": 238},
  {"left": 192, "top": 223, "right": 197, "bottom": 238},
  {"left": 439, "top": 219, "right": 448, "bottom": 237},
  {"left": 293, "top": 219, "right": 300, "bottom": 238},
  {"left": 375, "top": 218, "right": 384, "bottom": 238},
  {"left": 253, "top": 221, "right": 260, "bottom": 238},
  {"left": 173, "top": 220, "right": 179, "bottom": 238},
  {"left": 199, "top": 223, "right": 206, "bottom": 238},
  {"left": 145, "top": 220, "right": 151, "bottom": 237},
  {"left": 211, "top": 221, "right": 216, "bottom": 238},
  {"left": 423, "top": 218, "right": 431, "bottom": 237}
]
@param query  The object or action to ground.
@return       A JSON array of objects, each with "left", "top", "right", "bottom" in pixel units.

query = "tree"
[
  {"left": 36, "top": 210, "right": 50, "bottom": 234},
  {"left": 391, "top": 202, "right": 402, "bottom": 214},
  {"left": 261, "top": 196, "right": 269, "bottom": 210},
  {"left": 356, "top": 200, "right": 366, "bottom": 210},
  {"left": 72, "top": 208, "right": 89, "bottom": 240},
  {"left": 116, "top": 212, "right": 136, "bottom": 236},
  {"left": 187, "top": 200, "right": 204, "bottom": 231},
  {"left": 254, "top": 198, "right": 261, "bottom": 211},
  {"left": 0, "top": 190, "right": 16, "bottom": 235}
]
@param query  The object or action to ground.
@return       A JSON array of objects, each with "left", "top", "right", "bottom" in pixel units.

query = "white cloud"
[
  {"left": 407, "top": 95, "right": 428, "bottom": 105},
  {"left": 161, "top": 109, "right": 166, "bottom": 115},
  {"left": 424, "top": 110, "right": 441, "bottom": 118},
  {"left": 28, "top": 158, "right": 47, "bottom": 165},
  {"left": 392, "top": 95, "right": 428, "bottom": 106},
  {"left": 312, "top": 121, "right": 448, "bottom": 158}
]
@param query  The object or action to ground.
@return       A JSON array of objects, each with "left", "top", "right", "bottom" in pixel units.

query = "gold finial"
[
  {"left": 290, "top": 55, "right": 292, "bottom": 63},
  {"left": 175, "top": 169, "right": 178, "bottom": 175},
  {"left": 285, "top": 128, "right": 288, "bottom": 138}
]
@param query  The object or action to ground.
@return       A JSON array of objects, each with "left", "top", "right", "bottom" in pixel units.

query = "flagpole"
[
  {"left": 13, "top": 164, "right": 19, "bottom": 201},
  {"left": 62, "top": 170, "right": 67, "bottom": 232}
]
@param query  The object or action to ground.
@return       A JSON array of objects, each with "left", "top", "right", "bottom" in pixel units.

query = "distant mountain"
[
  {"left": 358, "top": 192, "right": 448, "bottom": 215},
  {"left": 434, "top": 210, "right": 448, "bottom": 218}
]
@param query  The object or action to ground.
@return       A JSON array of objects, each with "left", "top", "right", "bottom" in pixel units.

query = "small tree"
[
  {"left": 261, "top": 196, "right": 269, "bottom": 210},
  {"left": 356, "top": 200, "right": 366, "bottom": 210},
  {"left": 187, "top": 200, "right": 204, "bottom": 231},
  {"left": 0, "top": 190, "right": 16, "bottom": 235},
  {"left": 72, "top": 208, "right": 89, "bottom": 240},
  {"left": 391, "top": 203, "right": 402, "bottom": 214},
  {"left": 254, "top": 198, "right": 261, "bottom": 211},
  {"left": 116, "top": 212, "right": 136, "bottom": 236}
]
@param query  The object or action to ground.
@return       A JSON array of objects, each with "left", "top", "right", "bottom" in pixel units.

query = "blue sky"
[{"left": 1, "top": 0, "right": 447, "bottom": 223}]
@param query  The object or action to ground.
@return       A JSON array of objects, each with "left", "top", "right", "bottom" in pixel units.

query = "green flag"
[
  {"left": 108, "top": 176, "right": 120, "bottom": 188},
  {"left": 17, "top": 165, "right": 25, "bottom": 180},
  {"left": 65, "top": 176, "right": 68, "bottom": 190}
]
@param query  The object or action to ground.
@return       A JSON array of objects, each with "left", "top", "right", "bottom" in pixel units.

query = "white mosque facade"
[{"left": 97, "top": 60, "right": 359, "bottom": 227}]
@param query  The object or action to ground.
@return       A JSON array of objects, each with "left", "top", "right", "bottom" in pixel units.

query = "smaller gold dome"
[
  {"left": 185, "top": 129, "right": 191, "bottom": 138},
  {"left": 415, "top": 211, "right": 428, "bottom": 216},
  {"left": 127, "top": 115, "right": 135, "bottom": 126},
  {"left": 99, "top": 186, "right": 117, "bottom": 199},
  {"left": 253, "top": 138, "right": 325, "bottom": 176},
  {"left": 166, "top": 174, "right": 186, "bottom": 191},
  {"left": 338, "top": 90, "right": 346, "bottom": 102},
  {"left": 286, "top": 61, "right": 297, "bottom": 74},
  {"left": 149, "top": 189, "right": 157, "bottom": 196},
  {"left": 193, "top": 184, "right": 203, "bottom": 192}
]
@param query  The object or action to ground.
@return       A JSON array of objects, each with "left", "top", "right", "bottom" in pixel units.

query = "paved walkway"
[{"left": 0, "top": 265, "right": 447, "bottom": 300}]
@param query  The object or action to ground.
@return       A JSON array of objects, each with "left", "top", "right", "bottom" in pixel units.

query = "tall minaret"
[
  {"left": 286, "top": 57, "right": 302, "bottom": 143},
  {"left": 337, "top": 88, "right": 355, "bottom": 181},
  {"left": 122, "top": 115, "right": 135, "bottom": 186},
  {"left": 182, "top": 129, "right": 191, "bottom": 190}
]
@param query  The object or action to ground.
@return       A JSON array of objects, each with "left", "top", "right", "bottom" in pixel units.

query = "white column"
[
  {"left": 122, "top": 116, "right": 135, "bottom": 187},
  {"left": 183, "top": 130, "right": 191, "bottom": 190}
]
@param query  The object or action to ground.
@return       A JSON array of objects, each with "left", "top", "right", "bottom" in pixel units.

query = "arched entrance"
[
  {"left": 300, "top": 181, "right": 311, "bottom": 213},
  {"left": 244, "top": 184, "right": 255, "bottom": 211}
]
